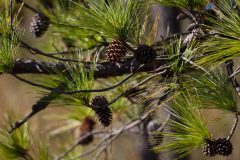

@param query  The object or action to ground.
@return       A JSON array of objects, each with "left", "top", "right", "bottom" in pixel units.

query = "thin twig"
[
  {"left": 20, "top": 41, "right": 83, "bottom": 63},
  {"left": 68, "top": 135, "right": 112, "bottom": 160},
  {"left": 227, "top": 114, "right": 239, "bottom": 140},
  {"left": 225, "top": 61, "right": 240, "bottom": 140},
  {"left": 55, "top": 130, "right": 110, "bottom": 160},
  {"left": 93, "top": 130, "right": 122, "bottom": 160},
  {"left": 18, "top": 0, "right": 39, "bottom": 13},
  {"left": 12, "top": 72, "right": 134, "bottom": 95},
  {"left": 9, "top": 82, "right": 66, "bottom": 134},
  {"left": 106, "top": 69, "right": 169, "bottom": 107},
  {"left": 229, "top": 65, "right": 240, "bottom": 78},
  {"left": 12, "top": 74, "right": 56, "bottom": 90},
  {"left": 9, "top": 111, "right": 37, "bottom": 134},
  {"left": 179, "top": 9, "right": 194, "bottom": 21},
  {"left": 46, "top": 42, "right": 108, "bottom": 55},
  {"left": 226, "top": 60, "right": 240, "bottom": 96}
]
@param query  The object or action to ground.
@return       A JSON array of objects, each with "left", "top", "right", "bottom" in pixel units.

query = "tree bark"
[{"left": 11, "top": 58, "right": 168, "bottom": 78}]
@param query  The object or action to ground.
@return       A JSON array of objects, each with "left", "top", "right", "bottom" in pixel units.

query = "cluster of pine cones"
[
  {"left": 29, "top": 14, "right": 158, "bottom": 65},
  {"left": 203, "top": 138, "right": 233, "bottom": 157},
  {"left": 106, "top": 39, "right": 157, "bottom": 64},
  {"left": 29, "top": 13, "right": 157, "bottom": 65}
]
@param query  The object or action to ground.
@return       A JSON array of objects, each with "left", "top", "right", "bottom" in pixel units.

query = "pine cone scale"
[
  {"left": 30, "top": 13, "right": 50, "bottom": 38},
  {"left": 106, "top": 40, "right": 127, "bottom": 62},
  {"left": 91, "top": 96, "right": 112, "bottom": 127},
  {"left": 203, "top": 138, "right": 233, "bottom": 157},
  {"left": 134, "top": 45, "right": 157, "bottom": 64}
]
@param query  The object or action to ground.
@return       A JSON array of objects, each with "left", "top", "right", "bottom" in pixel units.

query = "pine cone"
[
  {"left": 91, "top": 96, "right": 108, "bottom": 107},
  {"left": 91, "top": 96, "right": 112, "bottom": 127},
  {"left": 106, "top": 40, "right": 127, "bottom": 62},
  {"left": 134, "top": 44, "right": 157, "bottom": 64},
  {"left": 216, "top": 138, "right": 233, "bottom": 156},
  {"left": 203, "top": 139, "right": 218, "bottom": 157},
  {"left": 77, "top": 117, "right": 96, "bottom": 145},
  {"left": 30, "top": 13, "right": 50, "bottom": 38}
]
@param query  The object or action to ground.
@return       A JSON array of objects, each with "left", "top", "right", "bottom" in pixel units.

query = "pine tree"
[{"left": 0, "top": 0, "right": 240, "bottom": 160}]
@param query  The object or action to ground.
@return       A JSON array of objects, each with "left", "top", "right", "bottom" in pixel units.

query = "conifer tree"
[{"left": 0, "top": 0, "right": 240, "bottom": 159}]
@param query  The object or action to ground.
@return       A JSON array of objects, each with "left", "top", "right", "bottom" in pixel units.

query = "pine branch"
[
  {"left": 12, "top": 72, "right": 135, "bottom": 94},
  {"left": 12, "top": 62, "right": 142, "bottom": 95},
  {"left": 8, "top": 83, "right": 66, "bottom": 134},
  {"left": 20, "top": 41, "right": 83, "bottom": 63},
  {"left": 12, "top": 59, "right": 66, "bottom": 74},
  {"left": 9, "top": 67, "right": 168, "bottom": 134},
  {"left": 11, "top": 58, "right": 168, "bottom": 77}
]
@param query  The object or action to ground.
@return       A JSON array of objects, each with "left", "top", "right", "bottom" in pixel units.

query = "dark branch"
[
  {"left": 11, "top": 58, "right": 168, "bottom": 78},
  {"left": 12, "top": 59, "right": 66, "bottom": 74}
]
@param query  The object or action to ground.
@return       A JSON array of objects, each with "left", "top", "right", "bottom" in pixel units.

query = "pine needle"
[
  {"left": 154, "top": 93, "right": 210, "bottom": 159},
  {"left": 181, "top": 68, "right": 237, "bottom": 112}
]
